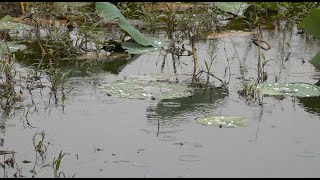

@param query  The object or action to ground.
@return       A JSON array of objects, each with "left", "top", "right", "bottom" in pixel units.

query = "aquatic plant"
[
  {"left": 96, "top": 2, "right": 170, "bottom": 48},
  {"left": 98, "top": 74, "right": 194, "bottom": 100},
  {"left": 256, "top": 82, "right": 320, "bottom": 97},
  {"left": 52, "top": 150, "right": 66, "bottom": 178},
  {"left": 299, "top": 9, "right": 320, "bottom": 65},
  {"left": 0, "top": 43, "right": 19, "bottom": 113},
  {"left": 0, "top": 150, "right": 22, "bottom": 178},
  {"left": 45, "top": 62, "right": 71, "bottom": 105}
]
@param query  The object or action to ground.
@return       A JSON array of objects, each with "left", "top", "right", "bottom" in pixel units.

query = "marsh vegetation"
[{"left": 0, "top": 2, "right": 320, "bottom": 177}]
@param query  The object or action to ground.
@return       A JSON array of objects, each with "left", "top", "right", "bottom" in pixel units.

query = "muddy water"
[{"left": 2, "top": 23, "right": 320, "bottom": 178}]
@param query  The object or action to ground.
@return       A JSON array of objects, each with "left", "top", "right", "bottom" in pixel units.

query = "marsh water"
[{"left": 2, "top": 21, "right": 320, "bottom": 178}]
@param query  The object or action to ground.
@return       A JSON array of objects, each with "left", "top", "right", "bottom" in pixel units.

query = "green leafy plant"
[
  {"left": 45, "top": 61, "right": 71, "bottom": 105},
  {"left": 299, "top": 9, "right": 320, "bottom": 38},
  {"left": 52, "top": 150, "right": 66, "bottom": 178},
  {"left": 0, "top": 43, "right": 20, "bottom": 113},
  {"left": 299, "top": 9, "right": 320, "bottom": 65},
  {"left": 95, "top": 2, "right": 170, "bottom": 49}
]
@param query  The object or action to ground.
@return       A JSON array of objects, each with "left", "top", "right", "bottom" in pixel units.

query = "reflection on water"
[
  {"left": 14, "top": 41, "right": 142, "bottom": 76},
  {"left": 298, "top": 96, "right": 320, "bottom": 116},
  {"left": 146, "top": 87, "right": 228, "bottom": 127}
]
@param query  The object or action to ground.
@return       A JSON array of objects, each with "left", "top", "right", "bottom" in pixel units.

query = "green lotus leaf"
[
  {"left": 196, "top": 115, "right": 247, "bottom": 128},
  {"left": 96, "top": 2, "right": 170, "bottom": 48},
  {"left": 299, "top": 9, "right": 320, "bottom": 38},
  {"left": 214, "top": 2, "right": 250, "bottom": 16},
  {"left": 310, "top": 51, "right": 320, "bottom": 65},
  {"left": 98, "top": 74, "right": 193, "bottom": 100},
  {"left": 256, "top": 82, "right": 320, "bottom": 97}
]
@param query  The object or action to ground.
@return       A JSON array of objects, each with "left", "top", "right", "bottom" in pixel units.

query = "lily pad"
[
  {"left": 256, "top": 82, "right": 320, "bottom": 97},
  {"left": 214, "top": 2, "right": 250, "bottom": 16},
  {"left": 0, "top": 15, "right": 33, "bottom": 31},
  {"left": 299, "top": 9, "right": 320, "bottom": 38},
  {"left": 196, "top": 115, "right": 247, "bottom": 128},
  {"left": 96, "top": 2, "right": 170, "bottom": 48},
  {"left": 98, "top": 74, "right": 193, "bottom": 100}
]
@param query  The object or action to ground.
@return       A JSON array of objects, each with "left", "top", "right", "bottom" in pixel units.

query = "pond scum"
[{"left": 0, "top": 2, "right": 319, "bottom": 177}]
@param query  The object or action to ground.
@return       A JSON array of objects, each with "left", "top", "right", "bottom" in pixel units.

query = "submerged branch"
[{"left": 195, "top": 70, "right": 226, "bottom": 87}]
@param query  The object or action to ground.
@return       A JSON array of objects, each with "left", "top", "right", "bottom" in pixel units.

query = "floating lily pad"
[
  {"left": 256, "top": 82, "right": 320, "bottom": 97},
  {"left": 196, "top": 115, "right": 247, "bottom": 128},
  {"left": 214, "top": 2, "right": 250, "bottom": 16},
  {"left": 98, "top": 75, "right": 193, "bottom": 100},
  {"left": 0, "top": 15, "right": 33, "bottom": 31},
  {"left": 96, "top": 2, "right": 170, "bottom": 48}
]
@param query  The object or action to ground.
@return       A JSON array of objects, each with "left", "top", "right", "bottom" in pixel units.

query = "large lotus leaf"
[
  {"left": 96, "top": 2, "right": 170, "bottom": 48},
  {"left": 0, "top": 15, "right": 34, "bottom": 31},
  {"left": 256, "top": 82, "right": 320, "bottom": 97},
  {"left": 122, "top": 42, "right": 162, "bottom": 54},
  {"left": 98, "top": 74, "right": 193, "bottom": 100},
  {"left": 299, "top": 9, "right": 320, "bottom": 38},
  {"left": 310, "top": 51, "right": 320, "bottom": 65},
  {"left": 214, "top": 2, "right": 250, "bottom": 16},
  {"left": 96, "top": 2, "right": 127, "bottom": 20},
  {"left": 196, "top": 115, "right": 247, "bottom": 128}
]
